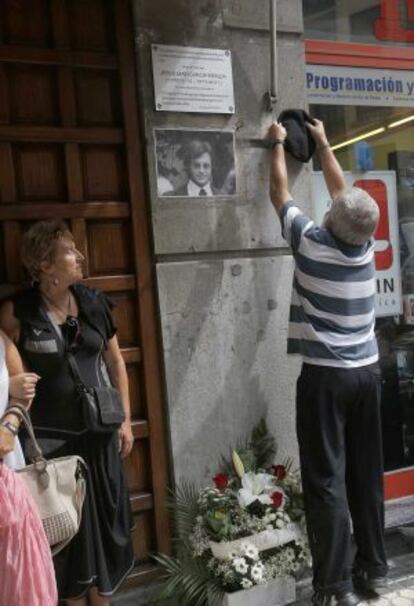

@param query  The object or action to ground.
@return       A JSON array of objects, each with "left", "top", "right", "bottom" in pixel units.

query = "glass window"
[
  {"left": 309, "top": 102, "right": 414, "bottom": 472},
  {"left": 304, "top": 0, "right": 414, "bottom": 475},
  {"left": 303, "top": 0, "right": 414, "bottom": 47}
]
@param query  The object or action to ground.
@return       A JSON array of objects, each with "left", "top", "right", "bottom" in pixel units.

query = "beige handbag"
[{"left": 8, "top": 405, "right": 87, "bottom": 555}]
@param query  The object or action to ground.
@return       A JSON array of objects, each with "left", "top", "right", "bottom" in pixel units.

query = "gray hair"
[{"left": 325, "top": 187, "right": 379, "bottom": 245}]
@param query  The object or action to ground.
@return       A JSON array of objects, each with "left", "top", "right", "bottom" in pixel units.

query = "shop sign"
[
  {"left": 375, "top": 0, "right": 414, "bottom": 43},
  {"left": 311, "top": 171, "right": 402, "bottom": 317},
  {"left": 306, "top": 64, "right": 414, "bottom": 107},
  {"left": 151, "top": 45, "right": 235, "bottom": 114}
]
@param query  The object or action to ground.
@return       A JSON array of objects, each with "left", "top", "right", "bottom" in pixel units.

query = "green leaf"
[
  {"left": 167, "top": 481, "right": 200, "bottom": 540},
  {"left": 152, "top": 552, "right": 224, "bottom": 606},
  {"left": 250, "top": 418, "right": 277, "bottom": 469},
  {"left": 205, "top": 511, "right": 231, "bottom": 539},
  {"left": 217, "top": 418, "right": 278, "bottom": 475}
]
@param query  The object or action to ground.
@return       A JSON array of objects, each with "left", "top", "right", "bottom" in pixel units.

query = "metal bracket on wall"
[{"left": 266, "top": 0, "right": 278, "bottom": 111}]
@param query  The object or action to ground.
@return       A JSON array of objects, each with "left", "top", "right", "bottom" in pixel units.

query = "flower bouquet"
[{"left": 154, "top": 420, "right": 309, "bottom": 606}]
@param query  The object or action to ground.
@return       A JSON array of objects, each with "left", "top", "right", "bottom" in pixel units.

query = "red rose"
[
  {"left": 271, "top": 491, "right": 284, "bottom": 509},
  {"left": 272, "top": 465, "right": 287, "bottom": 481},
  {"left": 213, "top": 473, "right": 229, "bottom": 490}
]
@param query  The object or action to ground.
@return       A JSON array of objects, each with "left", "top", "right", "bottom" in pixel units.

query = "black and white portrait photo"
[{"left": 154, "top": 128, "right": 236, "bottom": 198}]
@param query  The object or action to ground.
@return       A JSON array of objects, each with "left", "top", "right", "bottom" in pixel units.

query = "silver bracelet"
[{"left": 318, "top": 143, "right": 330, "bottom": 151}]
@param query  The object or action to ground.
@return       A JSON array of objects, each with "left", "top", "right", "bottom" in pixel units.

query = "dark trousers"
[{"left": 296, "top": 363, "right": 388, "bottom": 595}]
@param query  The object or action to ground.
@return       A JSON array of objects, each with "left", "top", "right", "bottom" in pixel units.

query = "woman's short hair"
[
  {"left": 22, "top": 220, "right": 73, "bottom": 280},
  {"left": 327, "top": 187, "right": 379, "bottom": 246}
]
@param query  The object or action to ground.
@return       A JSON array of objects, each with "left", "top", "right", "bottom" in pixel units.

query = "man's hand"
[
  {"left": 306, "top": 118, "right": 329, "bottom": 148},
  {"left": 268, "top": 121, "right": 287, "bottom": 144}
]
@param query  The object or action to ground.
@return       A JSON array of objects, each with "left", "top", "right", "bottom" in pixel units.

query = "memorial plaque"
[{"left": 152, "top": 45, "right": 235, "bottom": 114}]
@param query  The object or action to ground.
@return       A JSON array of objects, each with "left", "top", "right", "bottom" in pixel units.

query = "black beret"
[{"left": 278, "top": 109, "right": 316, "bottom": 163}]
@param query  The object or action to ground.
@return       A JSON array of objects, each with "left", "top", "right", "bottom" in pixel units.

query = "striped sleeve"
[{"left": 279, "top": 202, "right": 314, "bottom": 253}]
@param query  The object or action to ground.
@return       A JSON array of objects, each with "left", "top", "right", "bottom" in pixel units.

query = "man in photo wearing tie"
[{"left": 168, "top": 140, "right": 218, "bottom": 197}]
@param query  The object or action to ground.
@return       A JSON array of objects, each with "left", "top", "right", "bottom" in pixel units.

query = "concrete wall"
[{"left": 132, "top": 0, "right": 310, "bottom": 483}]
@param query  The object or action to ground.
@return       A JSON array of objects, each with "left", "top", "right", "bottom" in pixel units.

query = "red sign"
[
  {"left": 375, "top": 0, "right": 414, "bottom": 43},
  {"left": 354, "top": 179, "right": 393, "bottom": 271}
]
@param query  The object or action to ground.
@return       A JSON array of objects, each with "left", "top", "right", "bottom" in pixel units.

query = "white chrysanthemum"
[
  {"left": 284, "top": 548, "right": 295, "bottom": 562},
  {"left": 276, "top": 518, "right": 285, "bottom": 529},
  {"left": 250, "top": 563, "right": 264, "bottom": 582},
  {"left": 240, "top": 543, "right": 259, "bottom": 561},
  {"left": 233, "top": 557, "right": 249, "bottom": 575},
  {"left": 241, "top": 578, "right": 253, "bottom": 589}
]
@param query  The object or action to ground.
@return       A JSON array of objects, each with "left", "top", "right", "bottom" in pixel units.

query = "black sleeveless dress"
[{"left": 12, "top": 284, "right": 134, "bottom": 600}]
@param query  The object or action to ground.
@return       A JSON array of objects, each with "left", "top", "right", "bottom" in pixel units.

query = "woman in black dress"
[{"left": 0, "top": 221, "right": 134, "bottom": 606}]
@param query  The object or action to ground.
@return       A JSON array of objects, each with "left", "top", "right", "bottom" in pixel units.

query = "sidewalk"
[
  {"left": 361, "top": 583, "right": 414, "bottom": 606},
  {"left": 113, "top": 526, "right": 414, "bottom": 605},
  {"left": 294, "top": 526, "right": 414, "bottom": 606}
]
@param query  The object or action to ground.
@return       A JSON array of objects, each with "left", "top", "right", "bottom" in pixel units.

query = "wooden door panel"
[
  {"left": 1, "top": 0, "right": 53, "bottom": 47},
  {"left": 0, "top": 0, "right": 170, "bottom": 587},
  {"left": 75, "top": 70, "right": 122, "bottom": 126},
  {"left": 15, "top": 143, "right": 66, "bottom": 201},
  {"left": 127, "top": 366, "right": 147, "bottom": 418},
  {"left": 111, "top": 293, "right": 140, "bottom": 347},
  {"left": 124, "top": 440, "right": 152, "bottom": 492},
  {"left": 87, "top": 221, "right": 134, "bottom": 275},
  {"left": 0, "top": 65, "right": 9, "bottom": 123},
  {"left": 81, "top": 145, "right": 127, "bottom": 200},
  {"left": 132, "top": 513, "right": 157, "bottom": 558},
  {"left": 9, "top": 64, "right": 59, "bottom": 125},
  {"left": 0, "top": 143, "right": 16, "bottom": 201},
  {"left": 68, "top": 0, "right": 115, "bottom": 51}
]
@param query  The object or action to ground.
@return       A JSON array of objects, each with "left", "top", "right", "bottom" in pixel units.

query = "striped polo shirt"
[{"left": 279, "top": 201, "right": 378, "bottom": 368}]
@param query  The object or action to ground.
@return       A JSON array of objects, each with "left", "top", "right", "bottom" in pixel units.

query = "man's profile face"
[{"left": 189, "top": 152, "right": 212, "bottom": 187}]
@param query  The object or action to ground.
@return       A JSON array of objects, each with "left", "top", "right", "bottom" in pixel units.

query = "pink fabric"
[{"left": 0, "top": 462, "right": 58, "bottom": 606}]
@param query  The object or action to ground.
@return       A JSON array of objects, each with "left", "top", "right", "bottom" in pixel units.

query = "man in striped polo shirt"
[{"left": 268, "top": 118, "right": 388, "bottom": 606}]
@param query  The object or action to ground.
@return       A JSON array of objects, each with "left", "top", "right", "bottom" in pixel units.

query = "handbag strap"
[
  {"left": 7, "top": 404, "right": 45, "bottom": 462},
  {"left": 66, "top": 350, "right": 86, "bottom": 389},
  {"left": 46, "top": 310, "right": 86, "bottom": 389}
]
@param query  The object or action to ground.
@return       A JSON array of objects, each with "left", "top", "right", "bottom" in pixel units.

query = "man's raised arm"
[
  {"left": 268, "top": 121, "right": 291, "bottom": 213},
  {"left": 306, "top": 118, "right": 346, "bottom": 200}
]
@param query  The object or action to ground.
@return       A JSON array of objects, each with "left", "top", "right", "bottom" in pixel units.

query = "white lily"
[{"left": 237, "top": 472, "right": 275, "bottom": 508}]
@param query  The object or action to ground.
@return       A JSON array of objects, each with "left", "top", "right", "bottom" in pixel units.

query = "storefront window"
[
  {"left": 304, "top": 0, "right": 414, "bottom": 46},
  {"left": 303, "top": 0, "right": 414, "bottom": 474},
  {"left": 310, "top": 102, "right": 414, "bottom": 471}
]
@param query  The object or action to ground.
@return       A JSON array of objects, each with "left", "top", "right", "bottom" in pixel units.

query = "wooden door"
[{"left": 0, "top": 0, "right": 170, "bottom": 588}]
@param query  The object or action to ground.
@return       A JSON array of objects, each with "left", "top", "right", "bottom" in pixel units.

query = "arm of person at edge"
[
  {"left": 0, "top": 328, "right": 39, "bottom": 458},
  {"left": 305, "top": 118, "right": 347, "bottom": 200},
  {"left": 268, "top": 121, "right": 291, "bottom": 214},
  {"left": 0, "top": 302, "right": 39, "bottom": 400},
  {"left": 103, "top": 335, "right": 133, "bottom": 459}
]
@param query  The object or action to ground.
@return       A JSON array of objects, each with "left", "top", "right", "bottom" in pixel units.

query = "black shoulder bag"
[
  {"left": 47, "top": 311, "right": 125, "bottom": 434},
  {"left": 67, "top": 351, "right": 125, "bottom": 433}
]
